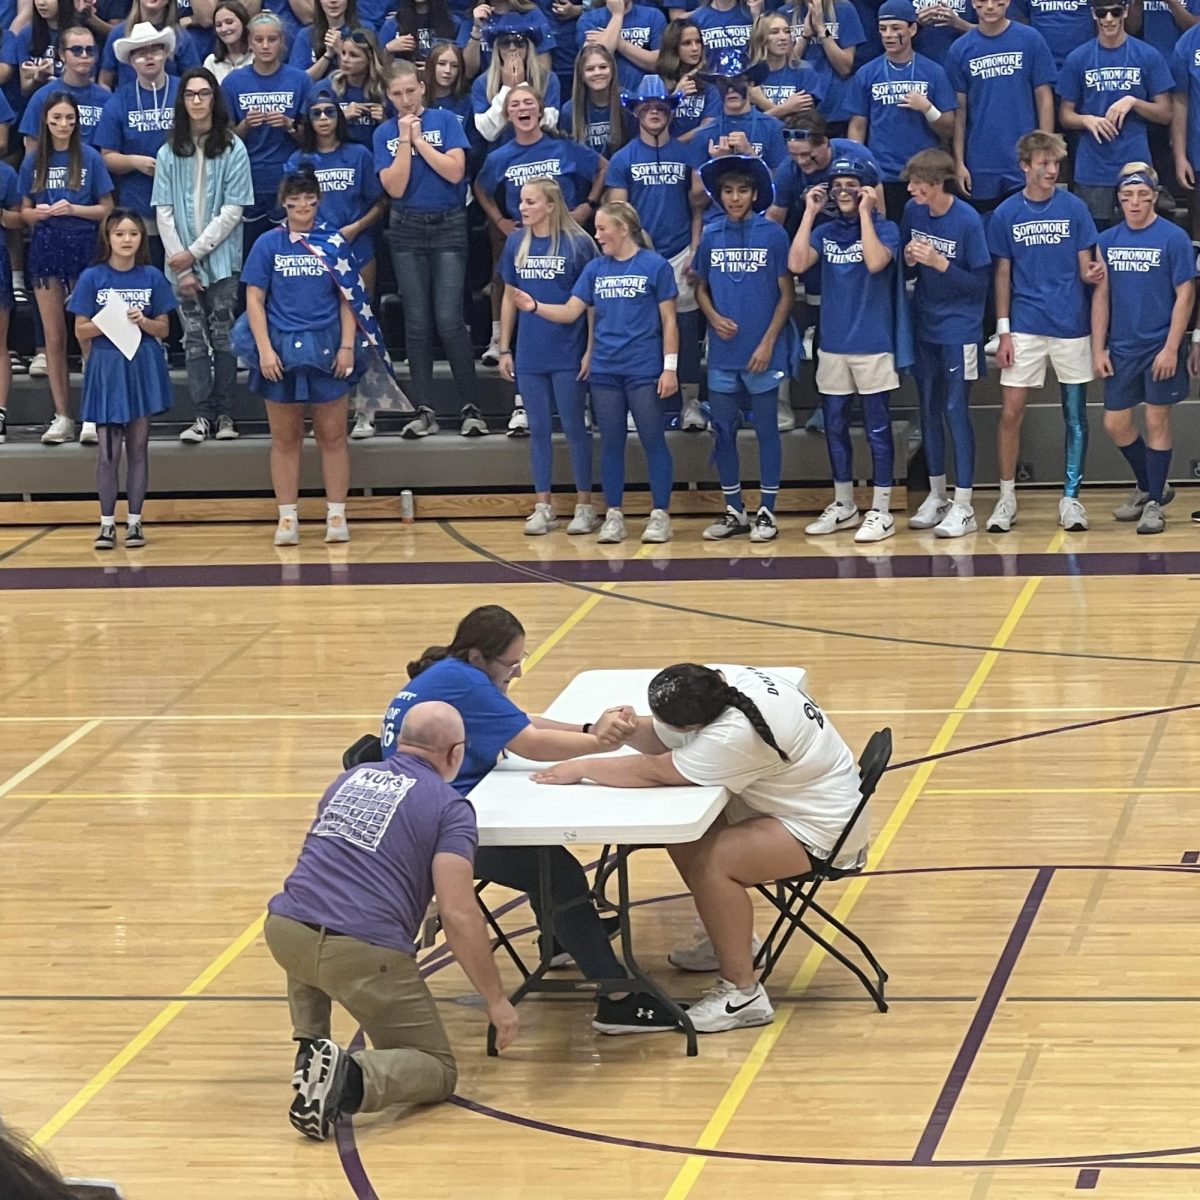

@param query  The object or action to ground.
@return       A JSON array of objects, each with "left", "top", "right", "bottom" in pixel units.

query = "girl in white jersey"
[{"left": 533, "top": 662, "right": 865, "bottom": 1033}]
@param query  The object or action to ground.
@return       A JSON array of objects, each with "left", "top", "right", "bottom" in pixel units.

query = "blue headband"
[{"left": 1117, "top": 170, "right": 1158, "bottom": 191}]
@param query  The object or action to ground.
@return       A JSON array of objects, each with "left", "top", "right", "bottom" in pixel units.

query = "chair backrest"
[
  {"left": 820, "top": 727, "right": 892, "bottom": 875},
  {"left": 342, "top": 733, "right": 383, "bottom": 771}
]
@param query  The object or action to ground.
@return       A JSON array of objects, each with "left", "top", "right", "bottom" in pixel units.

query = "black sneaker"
[
  {"left": 592, "top": 990, "right": 681, "bottom": 1035},
  {"left": 702, "top": 507, "right": 751, "bottom": 541},
  {"left": 292, "top": 1037, "right": 316, "bottom": 1090},
  {"left": 93, "top": 523, "right": 117, "bottom": 551},
  {"left": 125, "top": 522, "right": 146, "bottom": 548},
  {"left": 0, "top": 407, "right": 6, "bottom": 443},
  {"left": 1192, "top": 510, "right": 1200, "bottom": 524},
  {"left": 289, "top": 1038, "right": 350, "bottom": 1141}
]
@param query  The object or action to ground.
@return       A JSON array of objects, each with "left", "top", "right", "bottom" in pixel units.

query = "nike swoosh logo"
[{"left": 724, "top": 994, "right": 761, "bottom": 1014}]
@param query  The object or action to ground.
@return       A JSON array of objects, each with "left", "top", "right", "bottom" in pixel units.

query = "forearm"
[
  {"left": 994, "top": 261, "right": 1011, "bottom": 319},
  {"left": 569, "top": 752, "right": 680, "bottom": 787},
  {"left": 617, "top": 41, "right": 659, "bottom": 71},
  {"left": 693, "top": 279, "right": 719, "bottom": 324},
  {"left": 69, "top": 201, "right": 112, "bottom": 221},
  {"left": 1134, "top": 95, "right": 1172, "bottom": 126},
  {"left": 102, "top": 150, "right": 151, "bottom": 175},
  {"left": 306, "top": 54, "right": 334, "bottom": 82},
  {"left": 953, "top": 103, "right": 966, "bottom": 166},
  {"left": 499, "top": 287, "right": 517, "bottom": 351},
  {"left": 1165, "top": 284, "right": 1193, "bottom": 351},
  {"left": 931, "top": 110, "right": 955, "bottom": 138},
  {"left": 1090, "top": 279, "right": 1110, "bottom": 349},
  {"left": 593, "top": 11, "right": 623, "bottom": 53},
  {"left": 414, "top": 142, "right": 465, "bottom": 183},
  {"left": 515, "top": 727, "right": 608, "bottom": 759},
  {"left": 339, "top": 300, "right": 356, "bottom": 349},
  {"left": 74, "top": 316, "right": 102, "bottom": 340},
  {"left": 529, "top": 299, "right": 582, "bottom": 324},
  {"left": 847, "top": 115, "right": 867, "bottom": 143},
  {"left": 1058, "top": 100, "right": 1086, "bottom": 131},
  {"left": 763, "top": 277, "right": 795, "bottom": 341},
  {"left": 141, "top": 313, "right": 171, "bottom": 338},
  {"left": 860, "top": 217, "right": 891, "bottom": 272},
  {"left": 382, "top": 153, "right": 413, "bottom": 198},
  {"left": 247, "top": 290, "right": 271, "bottom": 347},
  {"left": 1172, "top": 94, "right": 1188, "bottom": 157},
  {"left": 1035, "top": 85, "right": 1054, "bottom": 132},
  {"left": 191, "top": 203, "right": 244, "bottom": 258},
  {"left": 660, "top": 308, "right": 678, "bottom": 356}
]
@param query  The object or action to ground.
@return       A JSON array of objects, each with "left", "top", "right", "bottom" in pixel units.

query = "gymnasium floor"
[{"left": 2, "top": 491, "right": 1199, "bottom": 1200}]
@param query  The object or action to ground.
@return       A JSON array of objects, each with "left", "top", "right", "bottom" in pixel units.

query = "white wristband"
[
  {"left": 924, "top": 104, "right": 942, "bottom": 125},
  {"left": 1192, "top": 328, "right": 1200, "bottom": 344},
  {"left": 663, "top": 353, "right": 678, "bottom": 370},
  {"left": 996, "top": 318, "right": 1011, "bottom": 335}
]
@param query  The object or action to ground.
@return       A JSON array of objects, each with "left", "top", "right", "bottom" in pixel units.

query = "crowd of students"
[{"left": 0, "top": 0, "right": 1197, "bottom": 546}]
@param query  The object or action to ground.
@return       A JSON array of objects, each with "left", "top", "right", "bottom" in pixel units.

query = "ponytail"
[
  {"left": 721, "top": 687, "right": 789, "bottom": 762},
  {"left": 407, "top": 645, "right": 450, "bottom": 678}
]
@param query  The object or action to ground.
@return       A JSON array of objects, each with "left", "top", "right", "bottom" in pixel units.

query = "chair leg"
[
  {"left": 805, "top": 897, "right": 890, "bottom": 986},
  {"left": 788, "top": 918, "right": 888, "bottom": 1012}
]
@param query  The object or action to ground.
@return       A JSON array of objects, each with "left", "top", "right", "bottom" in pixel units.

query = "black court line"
[
  {"left": 438, "top": 521, "right": 1200, "bottom": 669},
  {"left": 0, "top": 525, "right": 56, "bottom": 563}
]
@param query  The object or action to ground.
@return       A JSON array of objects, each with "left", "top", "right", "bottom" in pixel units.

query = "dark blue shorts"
[{"left": 1103, "top": 346, "right": 1189, "bottom": 410}]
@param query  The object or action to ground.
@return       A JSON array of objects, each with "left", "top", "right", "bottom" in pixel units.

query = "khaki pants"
[{"left": 264, "top": 913, "right": 457, "bottom": 1112}]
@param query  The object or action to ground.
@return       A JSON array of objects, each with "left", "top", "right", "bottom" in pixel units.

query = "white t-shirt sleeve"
[{"left": 669, "top": 713, "right": 780, "bottom": 792}]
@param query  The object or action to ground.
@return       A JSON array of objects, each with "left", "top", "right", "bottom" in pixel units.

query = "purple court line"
[
  {"left": 912, "top": 867, "right": 1055, "bottom": 1164},
  {"left": 1076, "top": 1168, "right": 1101, "bottom": 1188}
]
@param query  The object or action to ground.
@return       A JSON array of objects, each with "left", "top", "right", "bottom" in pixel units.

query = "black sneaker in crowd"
[{"left": 592, "top": 990, "right": 682, "bottom": 1035}]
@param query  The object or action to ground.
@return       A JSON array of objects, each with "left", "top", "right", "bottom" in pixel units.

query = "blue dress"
[{"left": 67, "top": 263, "right": 176, "bottom": 424}]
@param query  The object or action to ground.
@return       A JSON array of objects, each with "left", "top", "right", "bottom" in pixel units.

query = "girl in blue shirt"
[
  {"left": 20, "top": 92, "right": 115, "bottom": 446},
  {"left": 693, "top": 0, "right": 756, "bottom": 73},
  {"left": 748, "top": 12, "right": 825, "bottom": 116},
  {"left": 381, "top": 0, "right": 472, "bottom": 62},
  {"left": 2, "top": 0, "right": 67, "bottom": 101},
  {"left": 328, "top": 29, "right": 389, "bottom": 147},
  {"left": 515, "top": 200, "right": 678, "bottom": 544},
  {"left": 0, "top": 162, "right": 21, "bottom": 448},
  {"left": 777, "top": 0, "right": 863, "bottom": 131},
  {"left": 381, "top": 604, "right": 673, "bottom": 1036},
  {"left": 498, "top": 177, "right": 600, "bottom": 535},
  {"left": 560, "top": 43, "right": 634, "bottom": 156},
  {"left": 288, "top": 0, "right": 358, "bottom": 79},
  {"left": 422, "top": 41, "right": 475, "bottom": 132},
  {"left": 68, "top": 209, "right": 175, "bottom": 550},
  {"left": 471, "top": 28, "right": 562, "bottom": 144},
  {"left": 575, "top": 0, "right": 667, "bottom": 92},
  {"left": 657, "top": 18, "right": 721, "bottom": 139}
]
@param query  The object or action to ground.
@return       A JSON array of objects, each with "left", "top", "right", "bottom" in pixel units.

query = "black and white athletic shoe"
[
  {"left": 289, "top": 1038, "right": 351, "bottom": 1142},
  {"left": 592, "top": 990, "right": 681, "bottom": 1035}
]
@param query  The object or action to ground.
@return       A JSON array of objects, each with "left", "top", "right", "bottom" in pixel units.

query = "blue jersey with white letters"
[
  {"left": 67, "top": 262, "right": 175, "bottom": 355},
  {"left": 221, "top": 63, "right": 312, "bottom": 196},
  {"left": 702, "top": 109, "right": 788, "bottom": 168},
  {"left": 913, "top": 0, "right": 975, "bottom": 63},
  {"left": 21, "top": 80, "right": 109, "bottom": 145},
  {"left": 778, "top": 0, "right": 865, "bottom": 123},
  {"left": 94, "top": 77, "right": 179, "bottom": 216},
  {"left": 605, "top": 136, "right": 699, "bottom": 257},
  {"left": 667, "top": 81, "right": 721, "bottom": 138},
  {"left": 241, "top": 225, "right": 342, "bottom": 331},
  {"left": 692, "top": 2, "right": 756, "bottom": 73},
  {"left": 18, "top": 144, "right": 114, "bottom": 232},
  {"left": 284, "top": 143, "right": 381, "bottom": 235},
  {"left": 476, "top": 133, "right": 601, "bottom": 219},
  {"left": 372, "top": 109, "right": 471, "bottom": 213},
  {"left": 758, "top": 62, "right": 826, "bottom": 109},
  {"left": 1011, "top": 0, "right": 1093, "bottom": 69},
  {"left": 559, "top": 99, "right": 635, "bottom": 153},
  {"left": 812, "top": 213, "right": 900, "bottom": 355}
]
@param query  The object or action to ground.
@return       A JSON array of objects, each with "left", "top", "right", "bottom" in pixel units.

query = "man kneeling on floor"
[{"left": 264, "top": 700, "right": 518, "bottom": 1142}]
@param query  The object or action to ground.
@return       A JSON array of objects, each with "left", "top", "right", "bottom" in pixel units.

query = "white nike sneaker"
[
  {"left": 805, "top": 502, "right": 860, "bottom": 536},
  {"left": 986, "top": 495, "right": 1017, "bottom": 533},
  {"left": 1059, "top": 495, "right": 1089, "bottom": 532},
  {"left": 854, "top": 509, "right": 895, "bottom": 543},
  {"left": 685, "top": 978, "right": 774, "bottom": 1034},
  {"left": 668, "top": 932, "right": 763, "bottom": 973},
  {"left": 933, "top": 502, "right": 978, "bottom": 539},
  {"left": 909, "top": 494, "right": 951, "bottom": 530}
]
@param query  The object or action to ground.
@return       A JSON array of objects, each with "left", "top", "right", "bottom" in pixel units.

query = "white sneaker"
[
  {"left": 702, "top": 506, "right": 750, "bottom": 540},
  {"left": 481, "top": 338, "right": 501, "bottom": 367},
  {"left": 909, "top": 494, "right": 950, "bottom": 530},
  {"left": 685, "top": 978, "right": 774, "bottom": 1034},
  {"left": 215, "top": 415, "right": 239, "bottom": 440},
  {"left": 627, "top": 411, "right": 636, "bottom": 431},
  {"left": 776, "top": 395, "right": 796, "bottom": 431},
  {"left": 79, "top": 421, "right": 98, "bottom": 445},
  {"left": 854, "top": 509, "right": 895, "bottom": 543},
  {"left": 749, "top": 507, "right": 778, "bottom": 542},
  {"left": 507, "top": 405, "right": 529, "bottom": 438},
  {"left": 983, "top": 332, "right": 1000, "bottom": 357},
  {"left": 400, "top": 407, "right": 439, "bottom": 438},
  {"left": 986, "top": 495, "right": 1017, "bottom": 533},
  {"left": 180, "top": 417, "right": 210, "bottom": 444},
  {"left": 933, "top": 502, "right": 978, "bottom": 539},
  {"left": 642, "top": 508, "right": 672, "bottom": 543},
  {"left": 325, "top": 513, "right": 350, "bottom": 543},
  {"left": 274, "top": 515, "right": 300, "bottom": 546},
  {"left": 41, "top": 414, "right": 74, "bottom": 444},
  {"left": 668, "top": 932, "right": 762, "bottom": 973},
  {"left": 523, "top": 502, "right": 557, "bottom": 536},
  {"left": 28, "top": 351, "right": 48, "bottom": 378},
  {"left": 597, "top": 508, "right": 626, "bottom": 544},
  {"left": 350, "top": 411, "right": 375, "bottom": 440},
  {"left": 567, "top": 503, "right": 602, "bottom": 534},
  {"left": 805, "top": 502, "right": 860, "bottom": 536},
  {"left": 680, "top": 396, "right": 706, "bottom": 431},
  {"left": 1059, "top": 495, "right": 1089, "bottom": 532}
]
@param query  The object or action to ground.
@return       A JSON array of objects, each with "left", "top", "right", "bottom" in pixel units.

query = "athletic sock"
[
  {"left": 327, "top": 501, "right": 346, "bottom": 520},
  {"left": 872, "top": 485, "right": 892, "bottom": 513},
  {"left": 953, "top": 486, "right": 973, "bottom": 509},
  {"left": 1145, "top": 447, "right": 1171, "bottom": 503},
  {"left": 341, "top": 1055, "right": 365, "bottom": 1114},
  {"left": 1117, "top": 436, "right": 1149, "bottom": 493},
  {"left": 759, "top": 486, "right": 778, "bottom": 514},
  {"left": 999, "top": 479, "right": 1016, "bottom": 501},
  {"left": 278, "top": 503, "right": 298, "bottom": 521},
  {"left": 833, "top": 480, "right": 854, "bottom": 508},
  {"left": 929, "top": 473, "right": 948, "bottom": 500},
  {"left": 127, "top": 512, "right": 141, "bottom": 526},
  {"left": 722, "top": 487, "right": 745, "bottom": 516}
]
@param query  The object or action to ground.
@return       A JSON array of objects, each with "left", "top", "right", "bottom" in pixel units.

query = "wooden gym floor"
[{"left": 2, "top": 491, "right": 1199, "bottom": 1199}]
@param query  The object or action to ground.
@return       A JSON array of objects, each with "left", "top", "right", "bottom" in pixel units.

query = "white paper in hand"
[{"left": 92, "top": 291, "right": 143, "bottom": 361}]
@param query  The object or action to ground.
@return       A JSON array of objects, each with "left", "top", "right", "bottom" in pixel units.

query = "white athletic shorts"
[
  {"left": 668, "top": 244, "right": 698, "bottom": 314},
  {"left": 1000, "top": 332, "right": 1093, "bottom": 389},
  {"left": 815, "top": 350, "right": 899, "bottom": 395}
]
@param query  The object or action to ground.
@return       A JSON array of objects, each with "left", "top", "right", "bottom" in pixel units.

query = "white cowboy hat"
[{"left": 113, "top": 21, "right": 176, "bottom": 64}]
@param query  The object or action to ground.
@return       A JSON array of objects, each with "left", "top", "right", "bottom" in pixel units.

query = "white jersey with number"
[{"left": 655, "top": 666, "right": 867, "bottom": 868}]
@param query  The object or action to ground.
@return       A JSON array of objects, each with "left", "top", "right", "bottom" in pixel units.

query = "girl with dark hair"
[
  {"left": 575, "top": 0, "right": 666, "bottom": 91},
  {"left": 380, "top": 605, "right": 677, "bottom": 1037},
  {"left": 21, "top": 90, "right": 115, "bottom": 445},
  {"left": 559, "top": 43, "right": 632, "bottom": 155},
  {"left": 288, "top": 0, "right": 358, "bottom": 79},
  {"left": 68, "top": 208, "right": 175, "bottom": 549},
  {"left": 154, "top": 65, "right": 253, "bottom": 442},
  {"left": 330, "top": 28, "right": 388, "bottom": 146},
  {"left": 380, "top": 0, "right": 471, "bottom": 67},
  {"left": 422, "top": 40, "right": 472, "bottom": 128},
  {"left": 0, "top": 1123, "right": 86, "bottom": 1200},
  {"left": 202, "top": 0, "right": 252, "bottom": 82},
  {"left": 533, "top": 663, "right": 866, "bottom": 1034},
  {"left": 0, "top": 0, "right": 72, "bottom": 98},
  {"left": 655, "top": 18, "right": 719, "bottom": 140}
]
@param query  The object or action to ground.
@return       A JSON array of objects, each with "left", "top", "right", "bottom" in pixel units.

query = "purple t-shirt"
[{"left": 268, "top": 753, "right": 478, "bottom": 953}]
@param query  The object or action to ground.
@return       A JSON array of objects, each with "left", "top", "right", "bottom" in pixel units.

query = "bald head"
[{"left": 395, "top": 702, "right": 467, "bottom": 784}]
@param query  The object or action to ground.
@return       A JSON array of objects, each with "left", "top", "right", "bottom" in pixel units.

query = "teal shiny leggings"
[{"left": 1060, "top": 383, "right": 1088, "bottom": 498}]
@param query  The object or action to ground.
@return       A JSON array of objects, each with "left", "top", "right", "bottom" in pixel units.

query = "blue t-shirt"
[
  {"left": 381, "top": 657, "right": 532, "bottom": 796},
  {"left": 100, "top": 23, "right": 200, "bottom": 88},
  {"left": 604, "top": 135, "right": 698, "bottom": 257},
  {"left": 900, "top": 196, "right": 990, "bottom": 344},
  {"left": 268, "top": 754, "right": 479, "bottom": 954},
  {"left": 0, "top": 162, "right": 20, "bottom": 267},
  {"left": 476, "top": 133, "right": 601, "bottom": 218},
  {"left": 702, "top": 109, "right": 788, "bottom": 167},
  {"left": 782, "top": 0, "right": 865, "bottom": 123},
  {"left": 288, "top": 23, "right": 352, "bottom": 68},
  {"left": 18, "top": 144, "right": 114, "bottom": 232},
  {"left": 20, "top": 80, "right": 109, "bottom": 144},
  {"left": 94, "top": 77, "right": 179, "bottom": 216},
  {"left": 241, "top": 224, "right": 342, "bottom": 331},
  {"left": 372, "top": 109, "right": 471, "bottom": 212},
  {"left": 946, "top": 22, "right": 1057, "bottom": 192},
  {"left": 692, "top": 2, "right": 755, "bottom": 73},
  {"left": 850, "top": 0, "right": 884, "bottom": 59},
  {"left": 1057, "top": 36, "right": 1174, "bottom": 185},
  {"left": 499, "top": 229, "right": 597, "bottom": 370},
  {"left": 571, "top": 248, "right": 678, "bottom": 379},
  {"left": 284, "top": 142, "right": 381, "bottom": 235},
  {"left": 847, "top": 52, "right": 958, "bottom": 181},
  {"left": 987, "top": 187, "right": 1098, "bottom": 338},
  {"left": 1172, "top": 22, "right": 1200, "bottom": 168},
  {"left": 914, "top": 0, "right": 975, "bottom": 62},
  {"left": 380, "top": 10, "right": 472, "bottom": 56},
  {"left": 813, "top": 213, "right": 900, "bottom": 354},
  {"left": 1139, "top": 0, "right": 1200, "bottom": 60},
  {"left": 696, "top": 213, "right": 791, "bottom": 371},
  {"left": 3, "top": 25, "right": 61, "bottom": 78},
  {"left": 221, "top": 62, "right": 312, "bottom": 196},
  {"left": 559, "top": 97, "right": 635, "bottom": 153},
  {"left": 668, "top": 80, "right": 721, "bottom": 138},
  {"left": 358, "top": 0, "right": 391, "bottom": 30},
  {"left": 66, "top": 261, "right": 176, "bottom": 354},
  {"left": 759, "top": 61, "right": 826, "bottom": 109},
  {"left": 772, "top": 136, "right": 877, "bottom": 243},
  {"left": 1097, "top": 216, "right": 1196, "bottom": 355},
  {"left": 1012, "top": 0, "right": 1094, "bottom": 68},
  {"left": 576, "top": 3, "right": 667, "bottom": 90}
]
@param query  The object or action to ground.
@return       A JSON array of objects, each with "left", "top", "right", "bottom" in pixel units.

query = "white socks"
[
  {"left": 278, "top": 503, "right": 298, "bottom": 521},
  {"left": 873, "top": 486, "right": 892, "bottom": 512},
  {"left": 954, "top": 486, "right": 973, "bottom": 509},
  {"left": 327, "top": 502, "right": 346, "bottom": 520},
  {"left": 999, "top": 479, "right": 1016, "bottom": 501},
  {"left": 929, "top": 474, "right": 948, "bottom": 500},
  {"left": 834, "top": 480, "right": 854, "bottom": 508}
]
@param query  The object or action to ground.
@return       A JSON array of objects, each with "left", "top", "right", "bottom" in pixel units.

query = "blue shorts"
[
  {"left": 1103, "top": 346, "right": 1189, "bottom": 410},
  {"left": 708, "top": 367, "right": 786, "bottom": 395},
  {"left": 911, "top": 339, "right": 985, "bottom": 382}
]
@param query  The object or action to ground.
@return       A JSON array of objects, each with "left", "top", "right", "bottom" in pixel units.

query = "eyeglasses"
[
  {"left": 309, "top": 104, "right": 338, "bottom": 117},
  {"left": 781, "top": 128, "right": 815, "bottom": 142},
  {"left": 183, "top": 88, "right": 213, "bottom": 99},
  {"left": 491, "top": 652, "right": 528, "bottom": 676},
  {"left": 63, "top": 45, "right": 97, "bottom": 57},
  {"left": 1093, "top": 5, "right": 1124, "bottom": 14}
]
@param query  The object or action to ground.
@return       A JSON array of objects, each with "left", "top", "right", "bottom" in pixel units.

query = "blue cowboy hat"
[
  {"left": 620, "top": 75, "right": 683, "bottom": 112},
  {"left": 695, "top": 61, "right": 771, "bottom": 91},
  {"left": 699, "top": 154, "right": 774, "bottom": 213},
  {"left": 486, "top": 14, "right": 545, "bottom": 47}
]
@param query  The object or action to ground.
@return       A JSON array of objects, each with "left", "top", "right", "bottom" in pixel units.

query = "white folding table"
[{"left": 468, "top": 665, "right": 807, "bottom": 1056}]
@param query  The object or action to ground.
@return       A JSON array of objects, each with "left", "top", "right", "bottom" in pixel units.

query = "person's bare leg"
[
  {"left": 36, "top": 281, "right": 70, "bottom": 418},
  {"left": 265, "top": 401, "right": 306, "bottom": 504},
  {"left": 996, "top": 386, "right": 1028, "bottom": 481},
  {"left": 312, "top": 396, "right": 350, "bottom": 503}
]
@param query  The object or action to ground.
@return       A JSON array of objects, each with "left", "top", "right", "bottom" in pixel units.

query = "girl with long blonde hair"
[
  {"left": 562, "top": 44, "right": 630, "bottom": 155},
  {"left": 747, "top": 11, "right": 823, "bottom": 117},
  {"left": 471, "top": 28, "right": 561, "bottom": 142}
]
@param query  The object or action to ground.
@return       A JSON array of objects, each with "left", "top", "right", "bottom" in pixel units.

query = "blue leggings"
[
  {"left": 518, "top": 369, "right": 592, "bottom": 495},
  {"left": 590, "top": 377, "right": 674, "bottom": 510},
  {"left": 823, "top": 392, "right": 892, "bottom": 484},
  {"left": 917, "top": 373, "right": 975, "bottom": 488},
  {"left": 708, "top": 389, "right": 781, "bottom": 510},
  {"left": 1060, "top": 383, "right": 1088, "bottom": 498}
]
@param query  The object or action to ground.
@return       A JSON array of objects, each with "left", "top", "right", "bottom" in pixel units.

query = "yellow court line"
[
  {"left": 0, "top": 721, "right": 101, "bottom": 801},
  {"left": 928, "top": 786, "right": 1200, "bottom": 796},
  {"left": 28, "top": 550, "right": 638, "bottom": 1146},
  {"left": 662, "top": 564, "right": 1052, "bottom": 1200}
]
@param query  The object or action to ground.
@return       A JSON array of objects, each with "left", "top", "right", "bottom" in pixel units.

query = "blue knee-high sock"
[
  {"left": 1060, "top": 383, "right": 1089, "bottom": 498},
  {"left": 748, "top": 388, "right": 782, "bottom": 511},
  {"left": 944, "top": 372, "right": 976, "bottom": 489},
  {"left": 860, "top": 391, "right": 893, "bottom": 488},
  {"left": 1117, "top": 435, "right": 1148, "bottom": 492},
  {"left": 823, "top": 394, "right": 853, "bottom": 481},
  {"left": 916, "top": 375, "right": 946, "bottom": 478},
  {"left": 706, "top": 389, "right": 745, "bottom": 513},
  {"left": 1145, "top": 446, "right": 1172, "bottom": 502}
]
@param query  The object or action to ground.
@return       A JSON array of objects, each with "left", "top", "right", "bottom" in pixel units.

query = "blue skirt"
[
  {"left": 234, "top": 313, "right": 359, "bottom": 405},
  {"left": 29, "top": 221, "right": 98, "bottom": 290},
  {"left": 80, "top": 340, "right": 173, "bottom": 424}
]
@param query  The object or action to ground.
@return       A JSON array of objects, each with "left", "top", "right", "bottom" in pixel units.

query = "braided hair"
[{"left": 648, "top": 664, "right": 790, "bottom": 762}]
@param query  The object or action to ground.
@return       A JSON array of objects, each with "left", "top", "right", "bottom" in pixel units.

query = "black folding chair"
[{"left": 752, "top": 728, "right": 892, "bottom": 1012}]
